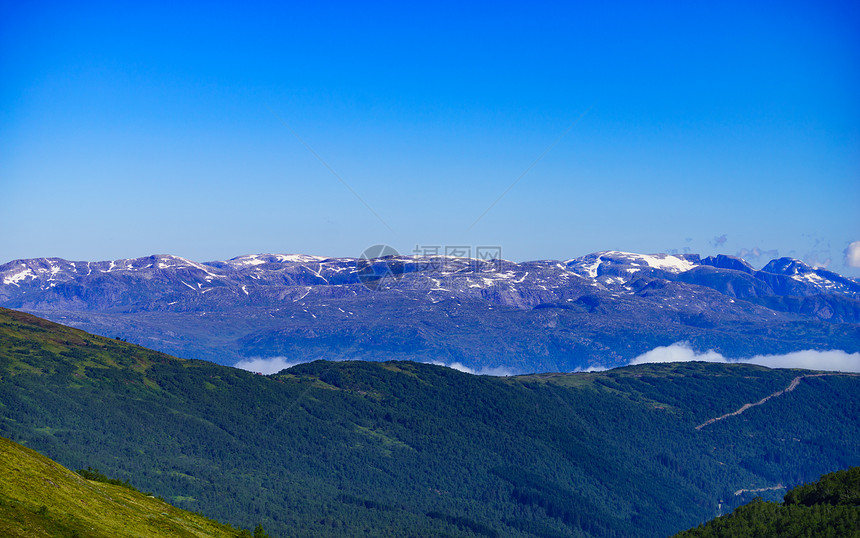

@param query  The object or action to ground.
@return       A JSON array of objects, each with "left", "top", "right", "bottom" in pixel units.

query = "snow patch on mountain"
[
  {"left": 2, "top": 251, "right": 858, "bottom": 312},
  {"left": 2, "top": 266, "right": 35, "bottom": 286},
  {"left": 634, "top": 252, "right": 697, "bottom": 273},
  {"left": 223, "top": 253, "right": 330, "bottom": 267},
  {"left": 277, "top": 254, "right": 329, "bottom": 263},
  {"left": 565, "top": 251, "right": 697, "bottom": 279},
  {"left": 227, "top": 255, "right": 268, "bottom": 267}
]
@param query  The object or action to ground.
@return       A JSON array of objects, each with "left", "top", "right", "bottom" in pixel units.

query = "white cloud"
[
  {"left": 736, "top": 246, "right": 779, "bottom": 264},
  {"left": 571, "top": 365, "right": 608, "bottom": 373},
  {"left": 234, "top": 356, "right": 306, "bottom": 375},
  {"left": 475, "top": 365, "right": 520, "bottom": 376},
  {"left": 236, "top": 357, "right": 522, "bottom": 376},
  {"left": 845, "top": 241, "right": 860, "bottom": 268},
  {"left": 426, "top": 360, "right": 520, "bottom": 376},
  {"left": 444, "top": 361, "right": 474, "bottom": 373},
  {"left": 234, "top": 347, "right": 860, "bottom": 377},
  {"left": 744, "top": 349, "right": 860, "bottom": 372},
  {"left": 629, "top": 342, "right": 860, "bottom": 372},
  {"left": 630, "top": 342, "right": 725, "bottom": 365}
]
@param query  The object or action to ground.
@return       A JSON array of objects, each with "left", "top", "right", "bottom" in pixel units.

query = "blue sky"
[{"left": 2, "top": 1, "right": 858, "bottom": 274}]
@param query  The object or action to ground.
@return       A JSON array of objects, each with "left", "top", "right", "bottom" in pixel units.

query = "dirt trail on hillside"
[
  {"left": 733, "top": 484, "right": 785, "bottom": 496},
  {"left": 695, "top": 373, "right": 854, "bottom": 430}
]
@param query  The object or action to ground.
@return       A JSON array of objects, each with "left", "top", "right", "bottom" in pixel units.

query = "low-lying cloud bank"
[
  {"left": 233, "top": 357, "right": 521, "bottom": 376},
  {"left": 234, "top": 356, "right": 309, "bottom": 375},
  {"left": 235, "top": 344, "right": 859, "bottom": 376},
  {"left": 427, "top": 361, "right": 521, "bottom": 377},
  {"left": 629, "top": 342, "right": 860, "bottom": 373}
]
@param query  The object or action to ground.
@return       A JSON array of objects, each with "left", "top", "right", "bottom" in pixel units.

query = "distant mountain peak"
[
  {"left": 565, "top": 251, "right": 700, "bottom": 279},
  {"left": 223, "top": 254, "right": 332, "bottom": 267},
  {"left": 2, "top": 250, "right": 858, "bottom": 371},
  {"left": 762, "top": 257, "right": 813, "bottom": 275},
  {"left": 700, "top": 254, "right": 755, "bottom": 274}
]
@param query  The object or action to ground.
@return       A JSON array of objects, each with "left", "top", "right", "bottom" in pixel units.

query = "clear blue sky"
[{"left": 2, "top": 1, "right": 858, "bottom": 275}]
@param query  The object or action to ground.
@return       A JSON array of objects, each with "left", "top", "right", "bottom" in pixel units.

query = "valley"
[{"left": 1, "top": 307, "right": 857, "bottom": 536}]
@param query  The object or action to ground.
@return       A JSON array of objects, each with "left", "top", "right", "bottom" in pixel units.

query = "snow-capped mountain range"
[{"left": 1, "top": 251, "right": 858, "bottom": 372}]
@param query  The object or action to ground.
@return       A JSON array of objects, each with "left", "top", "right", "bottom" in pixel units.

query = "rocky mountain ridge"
[{"left": 1, "top": 251, "right": 858, "bottom": 371}]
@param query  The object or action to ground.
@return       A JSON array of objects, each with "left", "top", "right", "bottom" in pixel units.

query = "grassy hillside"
[
  {"left": 1, "top": 306, "right": 858, "bottom": 536},
  {"left": 0, "top": 435, "right": 246, "bottom": 537},
  {"left": 674, "top": 467, "right": 860, "bottom": 536}
]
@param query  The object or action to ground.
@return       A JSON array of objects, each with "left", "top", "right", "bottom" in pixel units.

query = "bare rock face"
[{"left": 1, "top": 251, "right": 858, "bottom": 373}]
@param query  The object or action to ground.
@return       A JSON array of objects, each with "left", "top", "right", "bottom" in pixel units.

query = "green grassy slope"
[
  {"left": 1, "top": 306, "right": 858, "bottom": 537},
  {"left": 0, "top": 435, "right": 245, "bottom": 537},
  {"left": 674, "top": 467, "right": 860, "bottom": 537}
]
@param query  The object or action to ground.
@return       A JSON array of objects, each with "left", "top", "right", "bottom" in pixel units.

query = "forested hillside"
[
  {"left": 0, "top": 307, "right": 858, "bottom": 536},
  {"left": 675, "top": 467, "right": 860, "bottom": 536}
]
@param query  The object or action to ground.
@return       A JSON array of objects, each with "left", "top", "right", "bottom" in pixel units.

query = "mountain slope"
[
  {"left": 1, "top": 252, "right": 858, "bottom": 371},
  {"left": 674, "top": 467, "right": 860, "bottom": 537},
  {"left": 0, "top": 435, "right": 245, "bottom": 537},
  {"left": 1, "top": 307, "right": 858, "bottom": 536}
]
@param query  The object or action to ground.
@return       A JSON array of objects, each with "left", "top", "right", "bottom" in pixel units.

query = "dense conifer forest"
[{"left": 1, "top": 307, "right": 858, "bottom": 536}]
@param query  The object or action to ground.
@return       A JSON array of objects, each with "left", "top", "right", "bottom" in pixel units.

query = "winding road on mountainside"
[
  {"left": 699, "top": 371, "right": 858, "bottom": 506},
  {"left": 695, "top": 373, "right": 858, "bottom": 431},
  {"left": 732, "top": 484, "right": 786, "bottom": 496}
]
